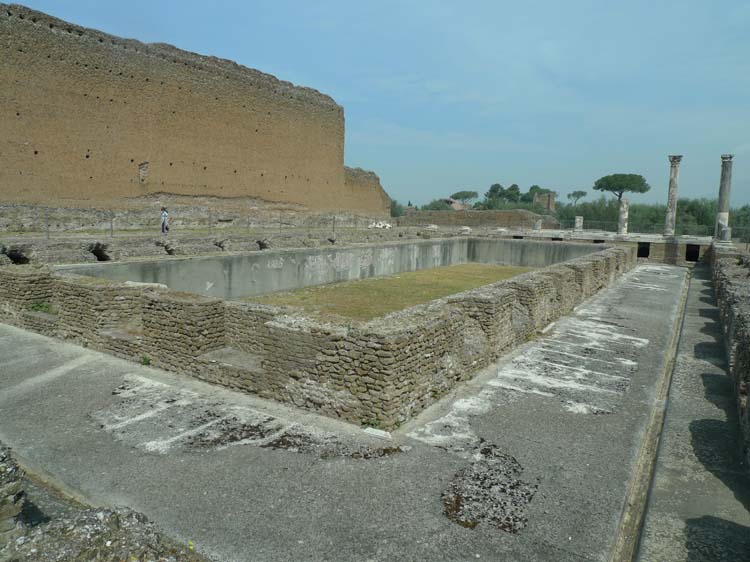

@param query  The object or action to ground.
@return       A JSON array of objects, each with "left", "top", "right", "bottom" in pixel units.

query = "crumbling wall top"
[{"left": 0, "top": 3, "right": 341, "bottom": 110}]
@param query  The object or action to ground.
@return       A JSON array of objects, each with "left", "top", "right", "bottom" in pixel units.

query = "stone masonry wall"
[
  {"left": 0, "top": 244, "right": 636, "bottom": 429},
  {"left": 397, "top": 209, "right": 558, "bottom": 229},
  {"left": 712, "top": 246, "right": 750, "bottom": 468},
  {"left": 0, "top": 5, "right": 388, "bottom": 215},
  {"left": 0, "top": 229, "right": 429, "bottom": 266},
  {"left": 142, "top": 292, "right": 226, "bottom": 372}
]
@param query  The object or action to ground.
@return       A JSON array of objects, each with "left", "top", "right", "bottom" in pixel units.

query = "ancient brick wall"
[
  {"left": 0, "top": 5, "right": 388, "bottom": 215},
  {"left": 343, "top": 167, "right": 391, "bottom": 217}
]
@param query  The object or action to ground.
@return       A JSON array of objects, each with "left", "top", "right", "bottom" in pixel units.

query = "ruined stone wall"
[
  {"left": 711, "top": 247, "right": 750, "bottom": 468},
  {"left": 0, "top": 245, "right": 637, "bottom": 429},
  {"left": 0, "top": 5, "right": 387, "bottom": 215},
  {"left": 0, "top": 228, "right": 428, "bottom": 266},
  {"left": 397, "top": 209, "right": 558, "bottom": 229},
  {"left": 343, "top": 167, "right": 391, "bottom": 217},
  {"left": 0, "top": 202, "right": 389, "bottom": 234},
  {"left": 492, "top": 235, "right": 712, "bottom": 267}
]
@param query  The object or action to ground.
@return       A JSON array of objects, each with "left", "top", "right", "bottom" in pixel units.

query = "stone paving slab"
[
  {"left": 0, "top": 264, "right": 687, "bottom": 561},
  {"left": 637, "top": 266, "right": 750, "bottom": 562}
]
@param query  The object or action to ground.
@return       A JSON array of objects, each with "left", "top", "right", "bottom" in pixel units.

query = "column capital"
[
  {"left": 721, "top": 154, "right": 734, "bottom": 162},
  {"left": 668, "top": 155, "right": 683, "bottom": 164}
]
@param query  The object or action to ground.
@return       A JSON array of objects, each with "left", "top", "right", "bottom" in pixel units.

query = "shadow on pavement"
[
  {"left": 686, "top": 268, "right": 750, "bottom": 557},
  {"left": 684, "top": 516, "right": 750, "bottom": 562}
]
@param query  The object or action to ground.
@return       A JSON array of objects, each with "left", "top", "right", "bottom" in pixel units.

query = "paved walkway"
[
  {"left": 637, "top": 266, "right": 750, "bottom": 561},
  {"left": 0, "top": 264, "right": 688, "bottom": 562}
]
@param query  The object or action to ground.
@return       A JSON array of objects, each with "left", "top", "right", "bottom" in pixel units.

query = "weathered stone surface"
[{"left": 712, "top": 245, "right": 750, "bottom": 467}]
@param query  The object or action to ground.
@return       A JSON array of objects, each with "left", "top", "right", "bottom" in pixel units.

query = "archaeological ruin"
[
  {"left": 0, "top": 4, "right": 748, "bottom": 562},
  {"left": 0, "top": 4, "right": 390, "bottom": 216}
]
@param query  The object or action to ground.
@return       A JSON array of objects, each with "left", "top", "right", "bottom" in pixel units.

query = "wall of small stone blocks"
[
  {"left": 142, "top": 292, "right": 226, "bottom": 372},
  {"left": 1, "top": 229, "right": 429, "bottom": 266},
  {"left": 711, "top": 246, "right": 750, "bottom": 468},
  {"left": 214, "top": 246, "right": 635, "bottom": 427},
  {"left": 0, "top": 266, "right": 54, "bottom": 324},
  {"left": 0, "top": 202, "right": 391, "bottom": 235},
  {"left": 0, "top": 245, "right": 637, "bottom": 429},
  {"left": 397, "top": 209, "right": 558, "bottom": 229}
]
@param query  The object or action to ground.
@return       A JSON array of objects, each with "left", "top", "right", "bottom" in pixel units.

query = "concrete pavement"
[{"left": 637, "top": 266, "right": 750, "bottom": 561}]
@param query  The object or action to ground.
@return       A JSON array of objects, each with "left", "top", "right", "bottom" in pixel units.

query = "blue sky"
[{"left": 21, "top": 1, "right": 750, "bottom": 205}]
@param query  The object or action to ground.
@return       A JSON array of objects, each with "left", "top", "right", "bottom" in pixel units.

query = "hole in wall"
[
  {"left": 637, "top": 242, "right": 651, "bottom": 258},
  {"left": 88, "top": 242, "right": 111, "bottom": 262},
  {"left": 593, "top": 239, "right": 605, "bottom": 244},
  {"left": 3, "top": 248, "right": 29, "bottom": 265},
  {"left": 512, "top": 235, "right": 524, "bottom": 240},
  {"left": 551, "top": 237, "right": 563, "bottom": 241},
  {"left": 685, "top": 244, "right": 700, "bottom": 262}
]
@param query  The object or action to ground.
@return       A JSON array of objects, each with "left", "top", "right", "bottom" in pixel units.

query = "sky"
[{"left": 20, "top": 0, "right": 750, "bottom": 206}]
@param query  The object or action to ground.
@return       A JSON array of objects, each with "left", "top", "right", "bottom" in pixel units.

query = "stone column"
[
  {"left": 618, "top": 198, "right": 629, "bottom": 235},
  {"left": 715, "top": 154, "right": 734, "bottom": 238},
  {"left": 574, "top": 216, "right": 583, "bottom": 232},
  {"left": 664, "top": 155, "right": 682, "bottom": 236}
]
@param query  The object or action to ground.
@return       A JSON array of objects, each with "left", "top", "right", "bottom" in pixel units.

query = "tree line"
[{"left": 390, "top": 174, "right": 750, "bottom": 236}]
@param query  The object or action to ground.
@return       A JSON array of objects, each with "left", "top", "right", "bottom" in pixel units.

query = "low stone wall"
[
  {"left": 711, "top": 246, "right": 750, "bottom": 468},
  {"left": 0, "top": 229, "right": 426, "bottom": 266},
  {"left": 397, "top": 209, "right": 558, "bottom": 229},
  {"left": 0, "top": 266, "right": 54, "bottom": 323},
  {"left": 0, "top": 245, "right": 637, "bottom": 428},
  {"left": 0, "top": 203, "right": 389, "bottom": 234}
]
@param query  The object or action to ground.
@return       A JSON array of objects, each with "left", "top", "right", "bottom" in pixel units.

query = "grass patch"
[
  {"left": 248, "top": 263, "right": 532, "bottom": 321},
  {"left": 27, "top": 301, "right": 56, "bottom": 314}
]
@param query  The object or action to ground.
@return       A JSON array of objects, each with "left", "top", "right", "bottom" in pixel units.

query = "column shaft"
[
  {"left": 618, "top": 198, "right": 629, "bottom": 235},
  {"left": 664, "top": 155, "right": 682, "bottom": 236},
  {"left": 715, "top": 155, "right": 734, "bottom": 238}
]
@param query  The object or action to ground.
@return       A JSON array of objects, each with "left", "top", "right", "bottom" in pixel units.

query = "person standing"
[{"left": 160, "top": 207, "right": 170, "bottom": 234}]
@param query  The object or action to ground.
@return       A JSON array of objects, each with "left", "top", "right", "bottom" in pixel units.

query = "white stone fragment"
[{"left": 363, "top": 427, "right": 392, "bottom": 440}]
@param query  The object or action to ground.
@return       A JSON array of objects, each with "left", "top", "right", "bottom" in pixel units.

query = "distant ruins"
[{"left": 0, "top": 4, "right": 390, "bottom": 216}]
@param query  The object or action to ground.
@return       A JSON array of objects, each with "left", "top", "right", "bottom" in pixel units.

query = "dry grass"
[{"left": 248, "top": 263, "right": 532, "bottom": 321}]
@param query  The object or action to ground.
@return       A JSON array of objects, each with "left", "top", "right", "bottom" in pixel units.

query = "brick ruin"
[{"left": 0, "top": 4, "right": 390, "bottom": 216}]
